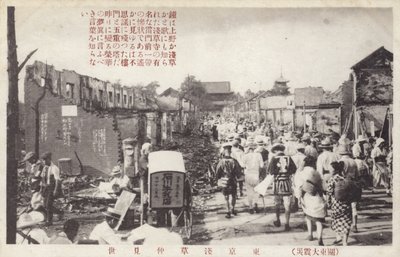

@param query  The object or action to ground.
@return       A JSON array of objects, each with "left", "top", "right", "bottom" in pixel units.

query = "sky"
[{"left": 15, "top": 7, "right": 393, "bottom": 97}]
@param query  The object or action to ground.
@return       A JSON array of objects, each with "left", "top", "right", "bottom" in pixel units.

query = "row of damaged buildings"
[
  {"left": 223, "top": 46, "right": 393, "bottom": 142},
  {"left": 23, "top": 61, "right": 197, "bottom": 176}
]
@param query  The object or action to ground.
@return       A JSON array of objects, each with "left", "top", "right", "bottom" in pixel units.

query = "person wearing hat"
[
  {"left": 22, "top": 151, "right": 44, "bottom": 177},
  {"left": 243, "top": 142, "right": 264, "bottom": 214},
  {"left": 109, "top": 165, "right": 130, "bottom": 193},
  {"left": 211, "top": 117, "right": 219, "bottom": 141},
  {"left": 352, "top": 135, "right": 367, "bottom": 159},
  {"left": 16, "top": 211, "right": 49, "bottom": 244},
  {"left": 49, "top": 219, "right": 80, "bottom": 244},
  {"left": 291, "top": 142, "right": 306, "bottom": 173},
  {"left": 266, "top": 124, "right": 274, "bottom": 141},
  {"left": 227, "top": 134, "right": 235, "bottom": 143},
  {"left": 284, "top": 132, "right": 298, "bottom": 157},
  {"left": 354, "top": 148, "right": 370, "bottom": 190},
  {"left": 316, "top": 137, "right": 339, "bottom": 193},
  {"left": 138, "top": 142, "right": 152, "bottom": 189},
  {"left": 246, "top": 134, "right": 255, "bottom": 146},
  {"left": 231, "top": 140, "right": 245, "bottom": 197},
  {"left": 290, "top": 142, "right": 308, "bottom": 213},
  {"left": 22, "top": 152, "right": 46, "bottom": 214},
  {"left": 255, "top": 138, "right": 269, "bottom": 181},
  {"left": 89, "top": 207, "right": 124, "bottom": 244},
  {"left": 337, "top": 143, "right": 360, "bottom": 234},
  {"left": 328, "top": 129, "right": 340, "bottom": 143},
  {"left": 41, "top": 151, "right": 63, "bottom": 225},
  {"left": 267, "top": 142, "right": 297, "bottom": 231},
  {"left": 139, "top": 142, "right": 153, "bottom": 222},
  {"left": 302, "top": 134, "right": 318, "bottom": 159},
  {"left": 371, "top": 138, "right": 390, "bottom": 195},
  {"left": 216, "top": 142, "right": 242, "bottom": 218},
  {"left": 233, "top": 136, "right": 245, "bottom": 151}
]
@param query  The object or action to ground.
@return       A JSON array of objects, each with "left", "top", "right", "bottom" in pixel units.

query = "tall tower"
[{"left": 275, "top": 69, "right": 290, "bottom": 88}]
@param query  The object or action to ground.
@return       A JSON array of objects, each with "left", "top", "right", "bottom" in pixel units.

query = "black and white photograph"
[{"left": 1, "top": 0, "right": 398, "bottom": 256}]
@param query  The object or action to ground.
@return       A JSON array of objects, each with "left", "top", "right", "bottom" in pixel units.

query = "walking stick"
[
  {"left": 140, "top": 176, "right": 144, "bottom": 225},
  {"left": 261, "top": 195, "right": 266, "bottom": 215}
]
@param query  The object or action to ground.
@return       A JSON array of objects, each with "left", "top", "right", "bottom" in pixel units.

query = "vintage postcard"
[{"left": 0, "top": 0, "right": 399, "bottom": 256}]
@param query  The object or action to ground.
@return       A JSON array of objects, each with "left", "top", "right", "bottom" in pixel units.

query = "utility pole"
[
  {"left": 351, "top": 70, "right": 358, "bottom": 139},
  {"left": 7, "top": 6, "right": 19, "bottom": 244},
  {"left": 303, "top": 100, "right": 306, "bottom": 132},
  {"left": 7, "top": 6, "right": 37, "bottom": 243}
]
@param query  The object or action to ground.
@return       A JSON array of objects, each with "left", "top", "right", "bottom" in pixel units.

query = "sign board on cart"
[
  {"left": 150, "top": 171, "right": 185, "bottom": 208},
  {"left": 148, "top": 151, "right": 186, "bottom": 209}
]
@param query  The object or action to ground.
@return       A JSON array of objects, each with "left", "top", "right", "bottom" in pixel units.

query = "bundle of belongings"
[
  {"left": 88, "top": 207, "right": 183, "bottom": 245},
  {"left": 16, "top": 211, "right": 48, "bottom": 244}
]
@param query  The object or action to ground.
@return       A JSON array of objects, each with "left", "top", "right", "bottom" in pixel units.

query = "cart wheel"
[{"left": 183, "top": 209, "right": 193, "bottom": 239}]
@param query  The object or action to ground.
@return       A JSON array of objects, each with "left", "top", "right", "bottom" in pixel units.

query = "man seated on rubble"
[
  {"left": 49, "top": 219, "right": 80, "bottom": 244},
  {"left": 109, "top": 165, "right": 130, "bottom": 194},
  {"left": 89, "top": 207, "right": 127, "bottom": 244},
  {"left": 22, "top": 151, "right": 44, "bottom": 177}
]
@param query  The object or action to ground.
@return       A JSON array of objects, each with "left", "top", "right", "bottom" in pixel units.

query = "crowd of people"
[
  {"left": 209, "top": 115, "right": 393, "bottom": 246},
  {"left": 15, "top": 114, "right": 393, "bottom": 245}
]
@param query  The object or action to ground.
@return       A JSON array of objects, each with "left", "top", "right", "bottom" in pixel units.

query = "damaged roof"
[
  {"left": 352, "top": 46, "right": 393, "bottom": 70},
  {"left": 294, "top": 87, "right": 324, "bottom": 107}
]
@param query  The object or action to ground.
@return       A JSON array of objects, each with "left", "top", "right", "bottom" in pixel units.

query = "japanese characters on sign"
[
  {"left": 150, "top": 172, "right": 184, "bottom": 208},
  {"left": 92, "top": 128, "right": 107, "bottom": 156},
  {"left": 62, "top": 117, "right": 72, "bottom": 146},
  {"left": 40, "top": 112, "right": 48, "bottom": 143},
  {"left": 83, "top": 10, "right": 177, "bottom": 67}
]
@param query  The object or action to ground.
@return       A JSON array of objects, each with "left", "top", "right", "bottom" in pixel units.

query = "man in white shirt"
[
  {"left": 243, "top": 143, "right": 264, "bottom": 213},
  {"left": 284, "top": 132, "right": 298, "bottom": 157},
  {"left": 352, "top": 135, "right": 367, "bottom": 159},
  {"left": 109, "top": 165, "right": 130, "bottom": 192},
  {"left": 291, "top": 142, "right": 306, "bottom": 173},
  {"left": 231, "top": 140, "right": 245, "bottom": 197},
  {"left": 41, "top": 151, "right": 63, "bottom": 225}
]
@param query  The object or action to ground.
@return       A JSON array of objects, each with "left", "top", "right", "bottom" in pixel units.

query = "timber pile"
[{"left": 162, "top": 134, "right": 220, "bottom": 195}]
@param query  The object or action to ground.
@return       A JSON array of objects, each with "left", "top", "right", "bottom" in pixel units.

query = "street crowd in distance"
[{"left": 201, "top": 114, "right": 392, "bottom": 246}]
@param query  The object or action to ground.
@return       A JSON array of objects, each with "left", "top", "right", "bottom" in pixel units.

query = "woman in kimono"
[
  {"left": 327, "top": 160, "right": 352, "bottom": 246},
  {"left": 371, "top": 138, "right": 390, "bottom": 196}
]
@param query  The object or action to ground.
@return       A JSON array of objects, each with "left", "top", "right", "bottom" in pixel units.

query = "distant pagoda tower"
[{"left": 275, "top": 69, "right": 290, "bottom": 87}]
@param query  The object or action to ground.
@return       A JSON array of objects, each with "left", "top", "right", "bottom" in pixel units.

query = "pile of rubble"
[
  {"left": 162, "top": 133, "right": 220, "bottom": 196},
  {"left": 17, "top": 170, "right": 32, "bottom": 207},
  {"left": 17, "top": 133, "right": 221, "bottom": 216},
  {"left": 16, "top": 170, "right": 110, "bottom": 215}
]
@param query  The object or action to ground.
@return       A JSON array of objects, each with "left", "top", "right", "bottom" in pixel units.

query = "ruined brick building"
[{"left": 24, "top": 61, "right": 185, "bottom": 176}]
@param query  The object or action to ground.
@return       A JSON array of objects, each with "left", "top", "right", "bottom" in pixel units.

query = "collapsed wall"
[
  {"left": 24, "top": 63, "right": 120, "bottom": 176},
  {"left": 23, "top": 61, "right": 172, "bottom": 176}
]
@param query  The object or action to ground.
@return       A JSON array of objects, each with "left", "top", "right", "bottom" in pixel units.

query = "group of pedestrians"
[{"left": 213, "top": 116, "right": 392, "bottom": 246}]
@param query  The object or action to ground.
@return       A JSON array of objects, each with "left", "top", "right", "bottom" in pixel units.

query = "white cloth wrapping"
[
  {"left": 31, "top": 191, "right": 44, "bottom": 210},
  {"left": 127, "top": 224, "right": 183, "bottom": 245},
  {"left": 302, "top": 193, "right": 326, "bottom": 219},
  {"left": 254, "top": 174, "right": 274, "bottom": 196}
]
